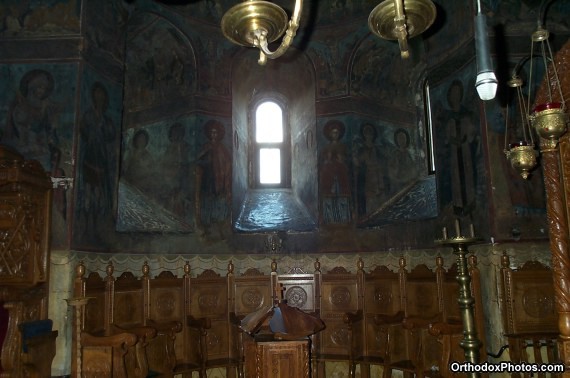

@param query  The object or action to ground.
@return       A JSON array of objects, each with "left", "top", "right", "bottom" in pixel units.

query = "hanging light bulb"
[{"left": 474, "top": 0, "right": 498, "bottom": 100}]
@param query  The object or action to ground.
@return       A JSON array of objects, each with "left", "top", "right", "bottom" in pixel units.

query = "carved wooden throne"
[{"left": 0, "top": 145, "right": 57, "bottom": 377}]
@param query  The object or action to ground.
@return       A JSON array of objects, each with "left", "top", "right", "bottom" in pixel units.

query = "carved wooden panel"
[
  {"left": 255, "top": 339, "right": 310, "bottom": 378},
  {"left": 82, "top": 347, "right": 113, "bottom": 376},
  {"left": 84, "top": 272, "right": 107, "bottom": 335},
  {"left": 114, "top": 272, "right": 144, "bottom": 328},
  {"left": 0, "top": 146, "right": 51, "bottom": 288},
  {"left": 501, "top": 260, "right": 558, "bottom": 335},
  {"left": 363, "top": 265, "right": 401, "bottom": 315},
  {"left": 190, "top": 269, "right": 228, "bottom": 319},
  {"left": 440, "top": 263, "right": 461, "bottom": 322},
  {"left": 147, "top": 271, "right": 188, "bottom": 362},
  {"left": 233, "top": 268, "right": 272, "bottom": 316},
  {"left": 363, "top": 265, "right": 403, "bottom": 358},
  {"left": 405, "top": 264, "right": 439, "bottom": 317},
  {"left": 319, "top": 266, "right": 360, "bottom": 355},
  {"left": 278, "top": 273, "right": 316, "bottom": 312}
]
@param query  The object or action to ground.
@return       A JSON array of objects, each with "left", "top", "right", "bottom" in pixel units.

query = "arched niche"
[{"left": 230, "top": 46, "right": 318, "bottom": 225}]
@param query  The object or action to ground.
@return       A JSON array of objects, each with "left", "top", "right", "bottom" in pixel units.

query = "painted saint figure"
[
  {"left": 445, "top": 80, "right": 478, "bottom": 216},
  {"left": 77, "top": 82, "right": 116, "bottom": 237},
  {"left": 387, "top": 128, "right": 417, "bottom": 193},
  {"left": 319, "top": 120, "right": 351, "bottom": 224},
  {"left": 3, "top": 69, "right": 60, "bottom": 169},
  {"left": 161, "top": 122, "right": 192, "bottom": 219},
  {"left": 195, "top": 120, "right": 231, "bottom": 237},
  {"left": 123, "top": 129, "right": 154, "bottom": 190},
  {"left": 354, "top": 123, "right": 385, "bottom": 217}
]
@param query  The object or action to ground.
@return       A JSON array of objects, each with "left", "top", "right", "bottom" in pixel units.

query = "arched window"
[{"left": 252, "top": 99, "right": 290, "bottom": 188}]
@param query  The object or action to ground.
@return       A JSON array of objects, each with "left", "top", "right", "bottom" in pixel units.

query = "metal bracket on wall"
[{"left": 51, "top": 177, "right": 74, "bottom": 190}]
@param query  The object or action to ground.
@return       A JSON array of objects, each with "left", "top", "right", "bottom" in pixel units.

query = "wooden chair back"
[
  {"left": 145, "top": 263, "right": 195, "bottom": 372},
  {"left": 500, "top": 253, "right": 559, "bottom": 375},
  {"left": 190, "top": 262, "right": 240, "bottom": 375},
  {"left": 362, "top": 258, "right": 406, "bottom": 362}
]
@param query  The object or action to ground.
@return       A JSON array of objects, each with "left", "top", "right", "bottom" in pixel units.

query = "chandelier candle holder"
[
  {"left": 436, "top": 220, "right": 483, "bottom": 378},
  {"left": 527, "top": 25, "right": 569, "bottom": 147},
  {"left": 221, "top": 0, "right": 303, "bottom": 65},
  {"left": 504, "top": 74, "right": 538, "bottom": 179},
  {"left": 368, "top": 0, "right": 436, "bottom": 59}
]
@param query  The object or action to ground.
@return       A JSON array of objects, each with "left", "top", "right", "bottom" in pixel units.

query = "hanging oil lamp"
[
  {"left": 527, "top": 26, "right": 569, "bottom": 143},
  {"left": 504, "top": 75, "right": 538, "bottom": 179}
]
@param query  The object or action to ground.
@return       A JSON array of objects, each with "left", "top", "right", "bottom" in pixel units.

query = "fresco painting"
[
  {"left": 430, "top": 68, "right": 489, "bottom": 237},
  {"left": 74, "top": 75, "right": 122, "bottom": 246},
  {"left": 317, "top": 115, "right": 428, "bottom": 227},
  {"left": 0, "top": 0, "right": 80, "bottom": 37},
  {"left": 124, "top": 14, "right": 196, "bottom": 111},
  {"left": 0, "top": 63, "right": 77, "bottom": 247},
  {"left": 116, "top": 116, "right": 232, "bottom": 236}
]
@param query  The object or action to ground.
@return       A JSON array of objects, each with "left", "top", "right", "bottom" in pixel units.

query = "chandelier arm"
[
  {"left": 257, "top": 0, "right": 303, "bottom": 63},
  {"left": 538, "top": 0, "right": 556, "bottom": 28},
  {"left": 393, "top": 0, "right": 409, "bottom": 58}
]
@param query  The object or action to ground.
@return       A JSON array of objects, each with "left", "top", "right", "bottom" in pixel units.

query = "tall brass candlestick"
[
  {"left": 65, "top": 297, "right": 94, "bottom": 378},
  {"left": 436, "top": 233, "right": 483, "bottom": 378}
]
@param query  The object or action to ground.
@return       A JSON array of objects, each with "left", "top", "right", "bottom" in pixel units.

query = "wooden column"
[
  {"left": 533, "top": 39, "right": 570, "bottom": 374},
  {"left": 542, "top": 139, "right": 570, "bottom": 373}
]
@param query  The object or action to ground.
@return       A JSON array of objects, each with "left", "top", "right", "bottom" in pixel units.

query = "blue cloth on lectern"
[
  {"left": 269, "top": 306, "right": 287, "bottom": 333},
  {"left": 19, "top": 319, "right": 53, "bottom": 352}
]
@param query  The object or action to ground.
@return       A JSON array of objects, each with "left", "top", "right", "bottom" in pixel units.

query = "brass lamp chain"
[{"left": 517, "top": 84, "right": 533, "bottom": 144}]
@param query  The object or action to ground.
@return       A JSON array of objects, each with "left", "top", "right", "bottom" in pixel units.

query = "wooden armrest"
[
  {"left": 81, "top": 331, "right": 137, "bottom": 348},
  {"left": 111, "top": 324, "right": 157, "bottom": 340},
  {"left": 146, "top": 319, "right": 183, "bottom": 334},
  {"left": 343, "top": 309, "right": 363, "bottom": 324},
  {"left": 373, "top": 311, "right": 405, "bottom": 325},
  {"left": 187, "top": 315, "right": 211, "bottom": 330},
  {"left": 402, "top": 314, "right": 442, "bottom": 330},
  {"left": 428, "top": 321, "right": 464, "bottom": 336}
]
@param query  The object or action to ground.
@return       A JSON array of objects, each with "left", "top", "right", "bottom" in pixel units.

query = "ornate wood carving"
[
  {"left": 534, "top": 39, "right": 570, "bottom": 370},
  {"left": 0, "top": 145, "right": 54, "bottom": 378}
]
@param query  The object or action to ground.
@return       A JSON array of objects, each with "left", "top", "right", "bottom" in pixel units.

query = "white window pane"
[
  {"left": 260, "top": 148, "right": 281, "bottom": 184},
  {"left": 256, "top": 102, "right": 283, "bottom": 143}
]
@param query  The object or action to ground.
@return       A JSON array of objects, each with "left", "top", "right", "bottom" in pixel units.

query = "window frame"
[{"left": 250, "top": 95, "right": 291, "bottom": 189}]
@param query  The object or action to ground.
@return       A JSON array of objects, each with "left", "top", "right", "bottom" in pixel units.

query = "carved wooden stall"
[
  {"left": 499, "top": 253, "right": 559, "bottom": 377},
  {"left": 0, "top": 145, "right": 57, "bottom": 377}
]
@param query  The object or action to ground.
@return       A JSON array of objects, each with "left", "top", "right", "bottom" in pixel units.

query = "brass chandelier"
[{"left": 221, "top": 0, "right": 437, "bottom": 65}]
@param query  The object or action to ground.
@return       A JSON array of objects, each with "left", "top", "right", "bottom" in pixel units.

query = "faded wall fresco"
[
  {"left": 116, "top": 116, "right": 232, "bottom": 238},
  {"left": 124, "top": 13, "right": 197, "bottom": 112},
  {"left": 0, "top": 0, "right": 80, "bottom": 37},
  {"left": 0, "top": 63, "right": 77, "bottom": 248},
  {"left": 73, "top": 72, "right": 123, "bottom": 247},
  {"left": 430, "top": 67, "right": 490, "bottom": 238},
  {"left": 83, "top": 0, "right": 131, "bottom": 63},
  {"left": 317, "top": 115, "right": 433, "bottom": 228}
]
